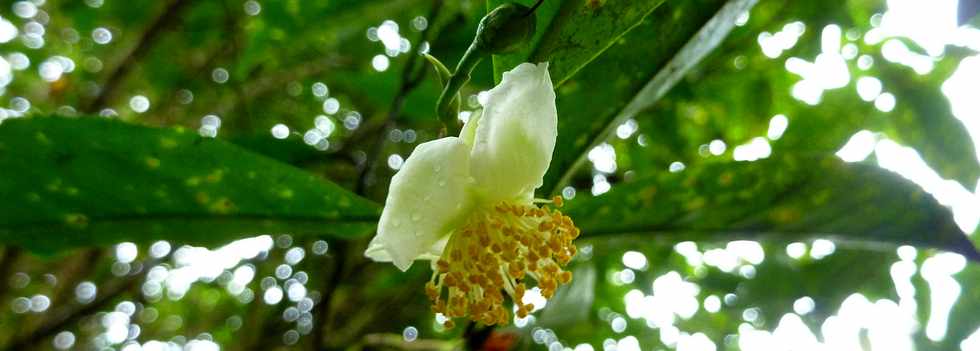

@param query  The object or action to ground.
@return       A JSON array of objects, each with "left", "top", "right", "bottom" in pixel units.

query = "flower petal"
[
  {"left": 470, "top": 62, "right": 557, "bottom": 202},
  {"left": 365, "top": 137, "right": 474, "bottom": 271},
  {"left": 459, "top": 109, "right": 482, "bottom": 148},
  {"left": 365, "top": 234, "right": 449, "bottom": 263}
]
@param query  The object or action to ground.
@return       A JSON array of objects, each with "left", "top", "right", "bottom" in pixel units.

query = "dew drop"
[
  {"left": 403, "top": 326, "right": 419, "bottom": 342},
  {"left": 392, "top": 219, "right": 401, "bottom": 227},
  {"left": 411, "top": 213, "right": 421, "bottom": 222}
]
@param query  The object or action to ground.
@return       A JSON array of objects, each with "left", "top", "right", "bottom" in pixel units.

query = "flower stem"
[
  {"left": 436, "top": 42, "right": 485, "bottom": 128},
  {"left": 526, "top": 0, "right": 545, "bottom": 16}
]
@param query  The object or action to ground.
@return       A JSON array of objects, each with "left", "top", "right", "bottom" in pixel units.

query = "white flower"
[{"left": 364, "top": 62, "right": 579, "bottom": 327}]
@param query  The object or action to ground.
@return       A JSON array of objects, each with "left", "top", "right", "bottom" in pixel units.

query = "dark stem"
[
  {"left": 355, "top": 77, "right": 418, "bottom": 195},
  {"left": 326, "top": 2, "right": 444, "bottom": 347},
  {"left": 463, "top": 322, "right": 494, "bottom": 351},
  {"left": 51, "top": 249, "right": 104, "bottom": 310},
  {"left": 0, "top": 247, "right": 21, "bottom": 301},
  {"left": 311, "top": 241, "right": 347, "bottom": 350},
  {"left": 526, "top": 0, "right": 546, "bottom": 16},
  {"left": 3, "top": 259, "right": 159, "bottom": 350},
  {"left": 220, "top": 0, "right": 255, "bottom": 132},
  {"left": 149, "top": 42, "right": 227, "bottom": 126},
  {"left": 82, "top": 0, "right": 193, "bottom": 113},
  {"left": 355, "top": 0, "right": 445, "bottom": 196},
  {"left": 435, "top": 42, "right": 483, "bottom": 129}
]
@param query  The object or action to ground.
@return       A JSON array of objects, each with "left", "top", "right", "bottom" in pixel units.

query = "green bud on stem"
[{"left": 435, "top": 1, "right": 539, "bottom": 129}]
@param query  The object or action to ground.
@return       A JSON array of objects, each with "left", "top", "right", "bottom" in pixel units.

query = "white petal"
[
  {"left": 365, "top": 137, "right": 474, "bottom": 271},
  {"left": 470, "top": 62, "right": 557, "bottom": 202},
  {"left": 365, "top": 234, "right": 448, "bottom": 263},
  {"left": 459, "top": 109, "right": 482, "bottom": 147}
]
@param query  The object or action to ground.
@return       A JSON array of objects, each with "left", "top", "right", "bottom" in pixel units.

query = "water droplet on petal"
[
  {"left": 392, "top": 219, "right": 401, "bottom": 227},
  {"left": 411, "top": 213, "right": 421, "bottom": 221}
]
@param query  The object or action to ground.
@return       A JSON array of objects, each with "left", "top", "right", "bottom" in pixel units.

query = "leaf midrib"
[
  {"left": 1, "top": 213, "right": 381, "bottom": 228},
  {"left": 546, "top": 0, "right": 759, "bottom": 195}
]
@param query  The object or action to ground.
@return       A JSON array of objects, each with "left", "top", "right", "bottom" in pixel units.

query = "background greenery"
[{"left": 0, "top": 0, "right": 978, "bottom": 350}]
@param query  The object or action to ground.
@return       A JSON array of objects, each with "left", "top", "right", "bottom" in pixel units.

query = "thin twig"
[
  {"left": 51, "top": 249, "right": 104, "bottom": 310},
  {"left": 312, "top": 1, "right": 445, "bottom": 349},
  {"left": 526, "top": 0, "right": 546, "bottom": 16},
  {"left": 220, "top": 0, "right": 256, "bottom": 132},
  {"left": 0, "top": 248, "right": 21, "bottom": 301},
  {"left": 463, "top": 322, "right": 493, "bottom": 351},
  {"left": 148, "top": 42, "right": 228, "bottom": 126},
  {"left": 3, "top": 259, "right": 160, "bottom": 350},
  {"left": 355, "top": 0, "right": 445, "bottom": 196},
  {"left": 362, "top": 333, "right": 453, "bottom": 350},
  {"left": 311, "top": 241, "right": 347, "bottom": 350},
  {"left": 82, "top": 0, "right": 193, "bottom": 113},
  {"left": 213, "top": 55, "right": 351, "bottom": 117}
]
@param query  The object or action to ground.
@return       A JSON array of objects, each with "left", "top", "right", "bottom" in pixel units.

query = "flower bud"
[{"left": 435, "top": 2, "right": 538, "bottom": 129}]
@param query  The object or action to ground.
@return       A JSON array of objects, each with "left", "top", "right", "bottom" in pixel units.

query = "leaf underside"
[{"left": 565, "top": 155, "right": 980, "bottom": 260}]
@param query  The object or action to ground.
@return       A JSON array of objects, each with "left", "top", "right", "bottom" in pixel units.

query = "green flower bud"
[{"left": 435, "top": 2, "right": 540, "bottom": 130}]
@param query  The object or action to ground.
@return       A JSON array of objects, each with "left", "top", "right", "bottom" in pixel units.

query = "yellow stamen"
[
  {"left": 552, "top": 195, "right": 563, "bottom": 207},
  {"left": 427, "top": 199, "right": 579, "bottom": 328}
]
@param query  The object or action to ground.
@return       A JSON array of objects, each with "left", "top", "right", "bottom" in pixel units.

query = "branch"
[
  {"left": 82, "top": 0, "right": 193, "bottom": 113},
  {"left": 463, "top": 322, "right": 494, "bottom": 351},
  {"left": 355, "top": 0, "right": 445, "bottom": 196},
  {"left": 310, "top": 2, "right": 446, "bottom": 349},
  {"left": 50, "top": 249, "right": 104, "bottom": 311},
  {"left": 3, "top": 258, "right": 160, "bottom": 350},
  {"left": 213, "top": 55, "right": 351, "bottom": 118},
  {"left": 0, "top": 248, "right": 21, "bottom": 301},
  {"left": 362, "top": 333, "right": 455, "bottom": 350},
  {"left": 311, "top": 241, "right": 347, "bottom": 350},
  {"left": 220, "top": 0, "right": 256, "bottom": 131}
]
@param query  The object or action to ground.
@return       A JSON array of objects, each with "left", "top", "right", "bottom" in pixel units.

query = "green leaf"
[
  {"left": 0, "top": 117, "right": 380, "bottom": 254},
  {"left": 877, "top": 62, "right": 980, "bottom": 186},
  {"left": 564, "top": 155, "right": 980, "bottom": 259},
  {"left": 542, "top": 0, "right": 759, "bottom": 195},
  {"left": 228, "top": 133, "right": 325, "bottom": 166},
  {"left": 488, "top": 0, "right": 667, "bottom": 85},
  {"left": 937, "top": 264, "right": 980, "bottom": 349},
  {"left": 538, "top": 263, "right": 597, "bottom": 327}
]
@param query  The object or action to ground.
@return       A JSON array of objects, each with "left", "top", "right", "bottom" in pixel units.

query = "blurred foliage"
[
  {"left": 0, "top": 0, "right": 978, "bottom": 350},
  {"left": 567, "top": 155, "right": 978, "bottom": 259}
]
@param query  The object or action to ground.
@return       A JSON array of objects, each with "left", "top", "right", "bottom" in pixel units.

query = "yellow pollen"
[{"left": 426, "top": 200, "right": 579, "bottom": 328}]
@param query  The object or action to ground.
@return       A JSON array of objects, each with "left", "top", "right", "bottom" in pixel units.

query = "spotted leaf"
[{"left": 0, "top": 116, "right": 380, "bottom": 254}]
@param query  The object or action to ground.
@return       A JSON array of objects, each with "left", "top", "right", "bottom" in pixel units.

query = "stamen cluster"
[{"left": 425, "top": 196, "right": 579, "bottom": 328}]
